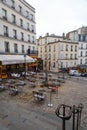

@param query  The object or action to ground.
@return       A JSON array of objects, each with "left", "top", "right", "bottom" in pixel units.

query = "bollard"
[
  {"left": 55, "top": 104, "right": 72, "bottom": 130},
  {"left": 72, "top": 103, "right": 84, "bottom": 130}
]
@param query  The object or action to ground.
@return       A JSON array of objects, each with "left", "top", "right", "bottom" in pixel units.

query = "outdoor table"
[
  {"left": 0, "top": 86, "right": 6, "bottom": 92},
  {"left": 33, "top": 91, "right": 45, "bottom": 101},
  {"left": 9, "top": 88, "right": 19, "bottom": 96}
]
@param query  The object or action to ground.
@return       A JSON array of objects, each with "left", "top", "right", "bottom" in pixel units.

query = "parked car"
[
  {"left": 73, "top": 71, "right": 81, "bottom": 76},
  {"left": 69, "top": 70, "right": 78, "bottom": 76},
  {"left": 81, "top": 73, "right": 87, "bottom": 77}
]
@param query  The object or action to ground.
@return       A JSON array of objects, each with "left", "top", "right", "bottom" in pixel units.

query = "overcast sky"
[{"left": 26, "top": 0, "right": 87, "bottom": 38}]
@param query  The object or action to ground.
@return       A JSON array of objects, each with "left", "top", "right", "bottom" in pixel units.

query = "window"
[
  {"left": 81, "top": 44, "right": 83, "bottom": 49},
  {"left": 85, "top": 51, "right": 87, "bottom": 56},
  {"left": 32, "top": 36, "right": 35, "bottom": 43},
  {"left": 86, "top": 44, "right": 87, "bottom": 49},
  {"left": 85, "top": 59, "right": 87, "bottom": 64},
  {"left": 53, "top": 54, "right": 55, "bottom": 60},
  {"left": 2, "top": 8, "right": 7, "bottom": 20},
  {"left": 28, "top": 35, "right": 30, "bottom": 42},
  {"left": 3, "top": 26, "right": 8, "bottom": 36},
  {"left": 81, "top": 51, "right": 83, "bottom": 57},
  {"left": 27, "top": 23, "right": 30, "bottom": 30},
  {"left": 28, "top": 46, "right": 31, "bottom": 50},
  {"left": 75, "top": 45, "right": 77, "bottom": 51},
  {"left": 40, "top": 47, "right": 42, "bottom": 53},
  {"left": 22, "top": 45, "right": 24, "bottom": 53},
  {"left": 1, "top": 0, "right": 6, "bottom": 2},
  {"left": 75, "top": 54, "right": 77, "bottom": 59},
  {"left": 30, "top": 14, "right": 33, "bottom": 21},
  {"left": 20, "top": 19, "right": 23, "bottom": 27},
  {"left": 78, "top": 34, "right": 81, "bottom": 41},
  {"left": 12, "top": 14, "right": 16, "bottom": 23},
  {"left": 11, "top": 0, "right": 15, "bottom": 9},
  {"left": 66, "top": 45, "right": 68, "bottom": 51},
  {"left": 61, "top": 62, "right": 63, "bottom": 68},
  {"left": 53, "top": 62, "right": 55, "bottom": 68},
  {"left": 70, "top": 54, "right": 73, "bottom": 59},
  {"left": 27, "top": 46, "right": 31, "bottom": 54},
  {"left": 45, "top": 46, "right": 47, "bottom": 52},
  {"left": 60, "top": 45, "right": 63, "bottom": 51},
  {"left": 49, "top": 54, "right": 51, "bottom": 60},
  {"left": 31, "top": 25, "right": 34, "bottom": 32},
  {"left": 21, "top": 32, "right": 24, "bottom": 41},
  {"left": 4, "top": 42, "right": 10, "bottom": 52},
  {"left": 26, "top": 11, "right": 29, "bottom": 18},
  {"left": 83, "top": 35, "right": 86, "bottom": 41},
  {"left": 13, "top": 29, "right": 17, "bottom": 39},
  {"left": 32, "top": 46, "right": 35, "bottom": 51},
  {"left": 54, "top": 45, "right": 56, "bottom": 51},
  {"left": 19, "top": 5, "right": 22, "bottom": 13},
  {"left": 14, "top": 43, "right": 18, "bottom": 53},
  {"left": 80, "top": 59, "right": 82, "bottom": 64},
  {"left": 49, "top": 46, "right": 51, "bottom": 52},
  {"left": 66, "top": 54, "right": 68, "bottom": 59},
  {"left": 71, "top": 45, "right": 73, "bottom": 51}
]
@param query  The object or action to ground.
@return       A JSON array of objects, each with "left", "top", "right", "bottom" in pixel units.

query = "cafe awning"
[{"left": 0, "top": 54, "right": 35, "bottom": 65}]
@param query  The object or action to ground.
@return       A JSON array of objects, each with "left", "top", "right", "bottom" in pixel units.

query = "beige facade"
[{"left": 37, "top": 34, "right": 78, "bottom": 72}]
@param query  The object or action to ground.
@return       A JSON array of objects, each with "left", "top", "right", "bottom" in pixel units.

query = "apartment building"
[
  {"left": 0, "top": 0, "right": 37, "bottom": 78},
  {"left": 0, "top": 0, "right": 36, "bottom": 54},
  {"left": 37, "top": 34, "right": 78, "bottom": 72},
  {"left": 66, "top": 26, "right": 87, "bottom": 66}
]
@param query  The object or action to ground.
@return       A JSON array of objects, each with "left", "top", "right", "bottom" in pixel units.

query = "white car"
[{"left": 73, "top": 72, "right": 81, "bottom": 76}]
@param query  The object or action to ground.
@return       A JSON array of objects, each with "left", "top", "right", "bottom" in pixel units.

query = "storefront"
[
  {"left": 0, "top": 54, "right": 35, "bottom": 78},
  {"left": 77, "top": 65, "right": 87, "bottom": 73}
]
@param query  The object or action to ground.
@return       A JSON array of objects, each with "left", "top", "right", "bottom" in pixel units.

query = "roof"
[{"left": 0, "top": 54, "right": 35, "bottom": 65}]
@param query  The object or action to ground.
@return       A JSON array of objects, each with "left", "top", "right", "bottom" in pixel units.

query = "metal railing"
[{"left": 55, "top": 103, "right": 84, "bottom": 130}]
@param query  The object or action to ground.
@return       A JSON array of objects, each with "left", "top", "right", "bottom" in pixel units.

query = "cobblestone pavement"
[{"left": 0, "top": 76, "right": 87, "bottom": 129}]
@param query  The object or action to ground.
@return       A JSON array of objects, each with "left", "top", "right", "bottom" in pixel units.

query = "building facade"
[
  {"left": 66, "top": 26, "right": 87, "bottom": 66},
  {"left": 37, "top": 34, "right": 78, "bottom": 72},
  {"left": 0, "top": 0, "right": 37, "bottom": 78},
  {"left": 0, "top": 0, "right": 36, "bottom": 55}
]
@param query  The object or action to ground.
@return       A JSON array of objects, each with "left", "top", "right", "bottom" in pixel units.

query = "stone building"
[
  {"left": 37, "top": 33, "right": 78, "bottom": 72},
  {"left": 66, "top": 26, "right": 87, "bottom": 66},
  {"left": 0, "top": 0, "right": 37, "bottom": 78}
]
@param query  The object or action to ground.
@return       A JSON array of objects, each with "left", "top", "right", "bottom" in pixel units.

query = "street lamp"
[
  {"left": 55, "top": 59, "right": 60, "bottom": 99},
  {"left": 24, "top": 54, "right": 26, "bottom": 79},
  {"left": 45, "top": 59, "right": 48, "bottom": 86}
]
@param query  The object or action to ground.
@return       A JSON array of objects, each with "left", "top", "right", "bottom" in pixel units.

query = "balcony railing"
[
  {"left": 3, "top": 16, "right": 7, "bottom": 20},
  {"left": 28, "top": 50, "right": 38, "bottom": 56},
  {"left": 4, "top": 33, "right": 9, "bottom": 37}
]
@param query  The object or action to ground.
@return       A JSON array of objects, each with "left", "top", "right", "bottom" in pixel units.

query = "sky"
[{"left": 26, "top": 0, "right": 87, "bottom": 38}]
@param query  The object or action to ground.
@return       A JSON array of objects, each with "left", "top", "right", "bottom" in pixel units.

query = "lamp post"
[
  {"left": 24, "top": 54, "right": 26, "bottom": 79},
  {"left": 55, "top": 59, "right": 60, "bottom": 99},
  {"left": 45, "top": 59, "right": 48, "bottom": 86}
]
